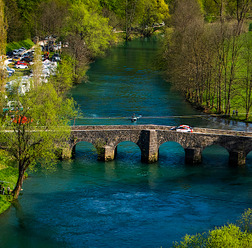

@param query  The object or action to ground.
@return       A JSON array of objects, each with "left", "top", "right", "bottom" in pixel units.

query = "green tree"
[
  {"left": 15, "top": 0, "right": 42, "bottom": 38},
  {"left": 0, "top": 0, "right": 7, "bottom": 106},
  {"left": 0, "top": 82, "right": 77, "bottom": 199},
  {"left": 52, "top": 54, "right": 75, "bottom": 94},
  {"left": 4, "top": 0, "right": 23, "bottom": 42},
  {"left": 236, "top": 33, "right": 252, "bottom": 120},
  {"left": 0, "top": 43, "right": 77, "bottom": 200},
  {"left": 67, "top": 1, "right": 114, "bottom": 55},
  {"left": 138, "top": 0, "right": 170, "bottom": 37},
  {"left": 64, "top": 0, "right": 114, "bottom": 83},
  {"left": 35, "top": 0, "right": 70, "bottom": 38}
]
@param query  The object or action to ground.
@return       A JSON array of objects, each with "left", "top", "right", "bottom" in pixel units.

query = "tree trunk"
[
  {"left": 246, "top": 111, "right": 249, "bottom": 120},
  {"left": 12, "top": 167, "right": 25, "bottom": 200}
]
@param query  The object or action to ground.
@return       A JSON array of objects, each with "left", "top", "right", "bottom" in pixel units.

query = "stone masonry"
[{"left": 65, "top": 125, "right": 252, "bottom": 166}]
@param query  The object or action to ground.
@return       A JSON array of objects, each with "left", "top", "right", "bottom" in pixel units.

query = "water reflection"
[
  {"left": 104, "top": 162, "right": 117, "bottom": 181},
  {"left": 147, "top": 164, "right": 160, "bottom": 189}
]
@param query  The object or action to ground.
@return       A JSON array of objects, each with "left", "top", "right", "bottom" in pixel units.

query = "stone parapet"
[{"left": 69, "top": 125, "right": 252, "bottom": 166}]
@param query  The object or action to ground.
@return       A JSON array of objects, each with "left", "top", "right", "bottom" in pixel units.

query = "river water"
[{"left": 1, "top": 37, "right": 252, "bottom": 248}]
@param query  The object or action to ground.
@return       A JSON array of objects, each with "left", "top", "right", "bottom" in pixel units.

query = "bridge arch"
[
  {"left": 246, "top": 151, "right": 252, "bottom": 166},
  {"left": 73, "top": 141, "right": 97, "bottom": 159},
  {"left": 158, "top": 137, "right": 186, "bottom": 150},
  {"left": 158, "top": 141, "right": 185, "bottom": 165},
  {"left": 115, "top": 141, "right": 141, "bottom": 162},
  {"left": 69, "top": 125, "right": 252, "bottom": 166},
  {"left": 202, "top": 145, "right": 229, "bottom": 165}
]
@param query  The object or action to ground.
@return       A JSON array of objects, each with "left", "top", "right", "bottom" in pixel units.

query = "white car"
[
  {"left": 170, "top": 125, "right": 193, "bottom": 133},
  {"left": 15, "top": 64, "right": 28, "bottom": 69}
]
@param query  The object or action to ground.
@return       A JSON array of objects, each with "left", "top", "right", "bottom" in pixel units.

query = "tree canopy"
[{"left": 0, "top": 81, "right": 77, "bottom": 199}]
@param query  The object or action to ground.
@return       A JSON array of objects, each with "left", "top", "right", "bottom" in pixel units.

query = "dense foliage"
[
  {"left": 0, "top": 11, "right": 78, "bottom": 199},
  {"left": 173, "top": 209, "right": 252, "bottom": 247},
  {"left": 3, "top": 0, "right": 170, "bottom": 42},
  {"left": 161, "top": 0, "right": 252, "bottom": 120}
]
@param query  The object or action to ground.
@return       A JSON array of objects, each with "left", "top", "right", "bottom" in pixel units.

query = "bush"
[
  {"left": 237, "top": 208, "right": 252, "bottom": 233},
  {"left": 207, "top": 224, "right": 252, "bottom": 248},
  {"left": 172, "top": 210, "right": 252, "bottom": 248}
]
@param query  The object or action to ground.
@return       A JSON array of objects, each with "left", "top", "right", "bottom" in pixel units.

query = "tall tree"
[
  {"left": 0, "top": 82, "right": 77, "bottom": 199},
  {"left": 15, "top": 0, "right": 42, "bottom": 38},
  {"left": 4, "top": 0, "right": 23, "bottom": 42},
  {"left": 138, "top": 0, "right": 170, "bottom": 37},
  {"left": 237, "top": 33, "right": 252, "bottom": 120},
  {"left": 0, "top": 0, "right": 7, "bottom": 95},
  {"left": 64, "top": 0, "right": 114, "bottom": 83},
  {"left": 35, "top": 0, "right": 70, "bottom": 38}
]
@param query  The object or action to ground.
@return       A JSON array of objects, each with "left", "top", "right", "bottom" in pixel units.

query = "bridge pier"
[
  {"left": 97, "top": 145, "right": 116, "bottom": 162},
  {"left": 141, "top": 130, "right": 159, "bottom": 163},
  {"left": 60, "top": 141, "right": 75, "bottom": 159},
  {"left": 185, "top": 148, "right": 202, "bottom": 165},
  {"left": 229, "top": 151, "right": 246, "bottom": 166}
]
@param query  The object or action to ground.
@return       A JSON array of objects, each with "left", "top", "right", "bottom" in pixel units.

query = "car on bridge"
[{"left": 170, "top": 125, "right": 193, "bottom": 133}]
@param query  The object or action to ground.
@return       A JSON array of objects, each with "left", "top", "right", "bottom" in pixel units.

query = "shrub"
[
  {"left": 237, "top": 208, "right": 252, "bottom": 233},
  {"left": 172, "top": 221, "right": 252, "bottom": 248}
]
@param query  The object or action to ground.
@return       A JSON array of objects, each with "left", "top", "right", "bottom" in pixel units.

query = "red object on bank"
[{"left": 13, "top": 116, "right": 32, "bottom": 124}]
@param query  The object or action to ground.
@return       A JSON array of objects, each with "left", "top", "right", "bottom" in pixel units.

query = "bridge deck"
[{"left": 71, "top": 125, "right": 252, "bottom": 137}]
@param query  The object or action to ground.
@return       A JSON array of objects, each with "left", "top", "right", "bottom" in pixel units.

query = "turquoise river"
[{"left": 1, "top": 37, "right": 252, "bottom": 248}]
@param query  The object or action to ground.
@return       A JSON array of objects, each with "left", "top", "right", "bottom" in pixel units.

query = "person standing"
[{"left": 7, "top": 186, "right": 10, "bottom": 195}]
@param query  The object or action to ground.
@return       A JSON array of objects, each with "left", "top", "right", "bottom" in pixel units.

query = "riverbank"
[
  {"left": 0, "top": 151, "right": 18, "bottom": 214},
  {"left": 187, "top": 100, "right": 252, "bottom": 125}
]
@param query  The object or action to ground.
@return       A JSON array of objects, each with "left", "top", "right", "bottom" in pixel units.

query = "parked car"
[
  {"left": 12, "top": 50, "right": 19, "bottom": 56},
  {"left": 170, "top": 125, "right": 193, "bottom": 133},
  {"left": 15, "top": 61, "right": 28, "bottom": 66},
  {"left": 12, "top": 56, "right": 20, "bottom": 62},
  {"left": 21, "top": 57, "right": 33, "bottom": 63},
  {"left": 51, "top": 53, "right": 61, "bottom": 62},
  {"left": 15, "top": 64, "right": 28, "bottom": 69}
]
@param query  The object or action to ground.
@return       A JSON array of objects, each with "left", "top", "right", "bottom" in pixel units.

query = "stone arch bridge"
[{"left": 64, "top": 125, "right": 252, "bottom": 166}]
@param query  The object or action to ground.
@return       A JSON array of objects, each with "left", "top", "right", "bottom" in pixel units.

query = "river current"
[{"left": 1, "top": 37, "right": 252, "bottom": 248}]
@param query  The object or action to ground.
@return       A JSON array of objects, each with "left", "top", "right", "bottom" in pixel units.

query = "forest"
[
  {"left": 161, "top": 0, "right": 252, "bottom": 120},
  {"left": 4, "top": 0, "right": 170, "bottom": 42},
  {"left": 3, "top": 0, "right": 171, "bottom": 83},
  {"left": 4, "top": 0, "right": 251, "bottom": 120}
]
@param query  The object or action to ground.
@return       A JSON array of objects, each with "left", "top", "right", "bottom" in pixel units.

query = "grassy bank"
[
  {"left": 0, "top": 151, "right": 18, "bottom": 214},
  {"left": 188, "top": 100, "right": 252, "bottom": 124},
  {"left": 6, "top": 39, "right": 34, "bottom": 52}
]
